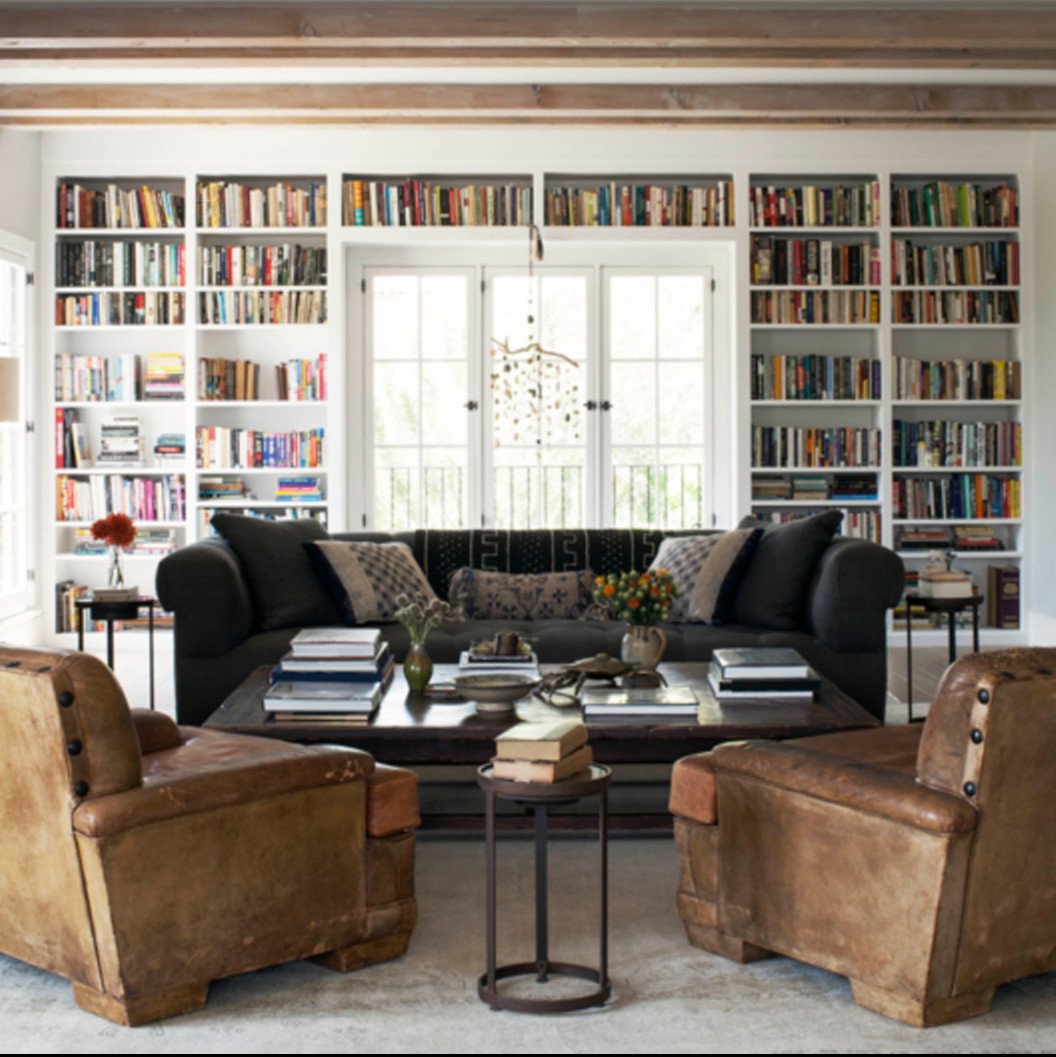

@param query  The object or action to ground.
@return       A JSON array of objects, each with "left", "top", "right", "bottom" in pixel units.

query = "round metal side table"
[{"left": 476, "top": 763, "right": 612, "bottom": 1014}]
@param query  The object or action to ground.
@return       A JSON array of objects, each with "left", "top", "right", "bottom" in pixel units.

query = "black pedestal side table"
[
  {"left": 75, "top": 595, "right": 157, "bottom": 710},
  {"left": 477, "top": 763, "right": 612, "bottom": 1014},
  {"left": 904, "top": 591, "right": 983, "bottom": 722}
]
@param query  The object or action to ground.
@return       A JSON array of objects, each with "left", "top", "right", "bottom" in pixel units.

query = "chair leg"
[
  {"left": 72, "top": 980, "right": 209, "bottom": 1026},
  {"left": 850, "top": 979, "right": 995, "bottom": 1027},
  {"left": 312, "top": 931, "right": 412, "bottom": 973}
]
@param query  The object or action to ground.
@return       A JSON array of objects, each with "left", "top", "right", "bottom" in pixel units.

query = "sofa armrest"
[
  {"left": 712, "top": 740, "right": 977, "bottom": 834},
  {"left": 130, "top": 708, "right": 182, "bottom": 755},
  {"left": 156, "top": 538, "right": 255, "bottom": 658},
  {"left": 805, "top": 537, "right": 904, "bottom": 653}
]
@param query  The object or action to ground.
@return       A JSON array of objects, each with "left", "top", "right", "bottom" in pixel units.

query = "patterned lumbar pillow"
[
  {"left": 305, "top": 540, "right": 436, "bottom": 625},
  {"left": 649, "top": 530, "right": 763, "bottom": 624},
  {"left": 448, "top": 568, "right": 596, "bottom": 621}
]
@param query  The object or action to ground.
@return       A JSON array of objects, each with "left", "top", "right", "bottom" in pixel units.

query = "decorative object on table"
[
  {"left": 918, "top": 550, "right": 974, "bottom": 598},
  {"left": 488, "top": 223, "right": 582, "bottom": 454},
  {"left": 593, "top": 568, "right": 677, "bottom": 667},
  {"left": 394, "top": 592, "right": 451, "bottom": 692},
  {"left": 89, "top": 512, "right": 139, "bottom": 600},
  {"left": 534, "top": 653, "right": 667, "bottom": 707},
  {"left": 452, "top": 672, "right": 540, "bottom": 713},
  {"left": 492, "top": 719, "right": 592, "bottom": 783}
]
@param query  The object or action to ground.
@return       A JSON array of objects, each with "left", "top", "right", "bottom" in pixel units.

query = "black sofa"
[{"left": 157, "top": 525, "right": 903, "bottom": 726}]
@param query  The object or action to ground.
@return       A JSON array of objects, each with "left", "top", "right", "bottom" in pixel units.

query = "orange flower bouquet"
[{"left": 593, "top": 569, "right": 677, "bottom": 626}]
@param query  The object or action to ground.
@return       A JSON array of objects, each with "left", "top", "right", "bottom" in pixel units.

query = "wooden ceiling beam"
[
  {"left": 2, "top": 4, "right": 1056, "bottom": 68},
  {"left": 4, "top": 82, "right": 1056, "bottom": 127}
]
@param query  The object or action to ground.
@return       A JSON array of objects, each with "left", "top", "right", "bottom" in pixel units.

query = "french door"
[{"left": 359, "top": 250, "right": 727, "bottom": 531}]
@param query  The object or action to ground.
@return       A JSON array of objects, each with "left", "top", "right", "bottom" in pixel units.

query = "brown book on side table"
[{"left": 492, "top": 719, "right": 592, "bottom": 783}]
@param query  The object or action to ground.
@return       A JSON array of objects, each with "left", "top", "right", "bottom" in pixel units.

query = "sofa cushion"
[
  {"left": 305, "top": 540, "right": 436, "bottom": 624},
  {"left": 650, "top": 529, "right": 762, "bottom": 624},
  {"left": 732, "top": 511, "right": 844, "bottom": 631},
  {"left": 448, "top": 567, "right": 595, "bottom": 621},
  {"left": 210, "top": 514, "right": 339, "bottom": 632}
]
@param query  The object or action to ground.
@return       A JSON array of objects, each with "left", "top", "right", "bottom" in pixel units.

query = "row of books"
[
  {"left": 196, "top": 181, "right": 327, "bottom": 229},
  {"left": 143, "top": 352, "right": 185, "bottom": 400},
  {"left": 748, "top": 181, "right": 880, "bottom": 228},
  {"left": 897, "top": 525, "right": 1008, "bottom": 551},
  {"left": 892, "top": 239, "right": 1020, "bottom": 288},
  {"left": 892, "top": 357, "right": 1020, "bottom": 401},
  {"left": 199, "top": 507, "right": 327, "bottom": 536},
  {"left": 750, "top": 354, "right": 881, "bottom": 401},
  {"left": 892, "top": 474, "right": 1021, "bottom": 520},
  {"left": 197, "top": 290, "right": 326, "bottom": 325},
  {"left": 72, "top": 526, "right": 176, "bottom": 556},
  {"left": 892, "top": 290, "right": 1019, "bottom": 326},
  {"left": 197, "top": 244, "right": 326, "bottom": 287},
  {"left": 195, "top": 426, "right": 325, "bottom": 469},
  {"left": 56, "top": 240, "right": 186, "bottom": 288},
  {"left": 751, "top": 508, "right": 882, "bottom": 542},
  {"left": 752, "top": 473, "right": 878, "bottom": 502},
  {"left": 343, "top": 178, "right": 530, "bottom": 227},
  {"left": 57, "top": 182, "right": 185, "bottom": 230},
  {"left": 891, "top": 420, "right": 1022, "bottom": 469},
  {"left": 56, "top": 473, "right": 186, "bottom": 522},
  {"left": 56, "top": 291, "right": 185, "bottom": 327},
  {"left": 891, "top": 182, "right": 1018, "bottom": 229},
  {"left": 750, "top": 237, "right": 881, "bottom": 287},
  {"left": 750, "top": 426, "right": 881, "bottom": 469},
  {"left": 55, "top": 353, "right": 140, "bottom": 402},
  {"left": 543, "top": 182, "right": 733, "bottom": 227},
  {"left": 276, "top": 355, "right": 327, "bottom": 401},
  {"left": 751, "top": 289, "right": 880, "bottom": 325},
  {"left": 195, "top": 355, "right": 327, "bottom": 401}
]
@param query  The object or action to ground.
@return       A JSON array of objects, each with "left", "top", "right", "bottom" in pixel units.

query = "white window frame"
[{"left": 0, "top": 231, "right": 36, "bottom": 621}]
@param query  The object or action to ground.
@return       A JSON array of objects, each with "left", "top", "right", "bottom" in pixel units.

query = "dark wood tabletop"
[{"left": 206, "top": 662, "right": 879, "bottom": 765}]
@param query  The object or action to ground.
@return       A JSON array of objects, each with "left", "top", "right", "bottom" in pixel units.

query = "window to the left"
[{"left": 0, "top": 234, "right": 34, "bottom": 621}]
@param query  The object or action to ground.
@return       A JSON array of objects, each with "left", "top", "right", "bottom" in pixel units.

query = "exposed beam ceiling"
[{"left": 2, "top": 3, "right": 1056, "bottom": 127}]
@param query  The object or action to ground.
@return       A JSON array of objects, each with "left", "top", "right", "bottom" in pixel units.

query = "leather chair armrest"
[
  {"left": 712, "top": 740, "right": 977, "bottom": 835},
  {"left": 72, "top": 744, "right": 374, "bottom": 839},
  {"left": 130, "top": 708, "right": 183, "bottom": 755}
]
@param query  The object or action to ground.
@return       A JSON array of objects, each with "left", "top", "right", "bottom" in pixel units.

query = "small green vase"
[{"left": 404, "top": 641, "right": 433, "bottom": 692}]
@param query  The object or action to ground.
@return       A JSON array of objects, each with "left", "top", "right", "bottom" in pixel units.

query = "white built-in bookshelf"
[{"left": 45, "top": 165, "right": 1028, "bottom": 644}]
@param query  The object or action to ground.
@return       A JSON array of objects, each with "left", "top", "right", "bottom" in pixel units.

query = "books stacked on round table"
[
  {"left": 264, "top": 626, "right": 395, "bottom": 722},
  {"left": 491, "top": 720, "right": 593, "bottom": 783},
  {"left": 707, "top": 647, "right": 820, "bottom": 703}
]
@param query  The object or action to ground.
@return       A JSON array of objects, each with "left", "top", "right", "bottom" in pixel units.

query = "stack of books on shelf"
[
  {"left": 143, "top": 352, "right": 184, "bottom": 400},
  {"left": 580, "top": 684, "right": 699, "bottom": 719},
  {"left": 344, "top": 178, "right": 530, "bottom": 227},
  {"left": 275, "top": 477, "right": 323, "bottom": 503},
  {"left": 891, "top": 181, "right": 1018, "bottom": 229},
  {"left": 544, "top": 181, "right": 732, "bottom": 227},
  {"left": 707, "top": 648, "right": 819, "bottom": 702},
  {"left": 197, "top": 289, "right": 326, "bottom": 326},
  {"left": 918, "top": 566, "right": 974, "bottom": 599},
  {"left": 56, "top": 474, "right": 186, "bottom": 522},
  {"left": 153, "top": 433, "right": 186, "bottom": 466},
  {"left": 892, "top": 239, "right": 1020, "bottom": 287},
  {"left": 987, "top": 566, "right": 1020, "bottom": 629},
  {"left": 199, "top": 476, "right": 248, "bottom": 501},
  {"left": 56, "top": 239, "right": 186, "bottom": 288},
  {"left": 952, "top": 526, "right": 1004, "bottom": 552},
  {"left": 751, "top": 289, "right": 880, "bottom": 325},
  {"left": 195, "top": 426, "right": 324, "bottom": 469},
  {"left": 750, "top": 425, "right": 880, "bottom": 469},
  {"left": 265, "top": 627, "right": 394, "bottom": 722},
  {"left": 898, "top": 526, "right": 954, "bottom": 550},
  {"left": 752, "top": 477, "right": 792, "bottom": 501},
  {"left": 276, "top": 355, "right": 326, "bottom": 401},
  {"left": 751, "top": 236, "right": 880, "bottom": 286},
  {"left": 197, "top": 243, "right": 327, "bottom": 286},
  {"left": 491, "top": 720, "right": 592, "bottom": 783},
  {"left": 790, "top": 475, "right": 829, "bottom": 502},
  {"left": 55, "top": 352, "right": 140, "bottom": 402},
  {"left": 749, "top": 181, "right": 880, "bottom": 228},
  {"left": 198, "top": 357, "right": 260, "bottom": 401},
  {"left": 55, "top": 290, "right": 184, "bottom": 327},
  {"left": 96, "top": 416, "right": 143, "bottom": 467},
  {"left": 830, "top": 474, "right": 880, "bottom": 501},
  {"left": 196, "top": 180, "right": 327, "bottom": 229},
  {"left": 892, "top": 357, "right": 1020, "bottom": 401},
  {"left": 750, "top": 353, "right": 881, "bottom": 401}
]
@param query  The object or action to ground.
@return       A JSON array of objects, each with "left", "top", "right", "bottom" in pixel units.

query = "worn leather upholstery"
[
  {"left": 0, "top": 644, "right": 419, "bottom": 1026},
  {"left": 670, "top": 649, "right": 1056, "bottom": 1027}
]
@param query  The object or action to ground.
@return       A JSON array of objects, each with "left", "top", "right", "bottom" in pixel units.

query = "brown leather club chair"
[
  {"left": 0, "top": 644, "right": 419, "bottom": 1026},
  {"left": 670, "top": 648, "right": 1056, "bottom": 1027}
]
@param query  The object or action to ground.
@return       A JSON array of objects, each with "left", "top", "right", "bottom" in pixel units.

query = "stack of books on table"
[
  {"left": 264, "top": 627, "right": 394, "bottom": 722},
  {"left": 918, "top": 567, "right": 974, "bottom": 599},
  {"left": 458, "top": 648, "right": 539, "bottom": 678},
  {"left": 580, "top": 684, "right": 700, "bottom": 719},
  {"left": 707, "top": 648, "right": 820, "bottom": 702},
  {"left": 492, "top": 720, "right": 592, "bottom": 783}
]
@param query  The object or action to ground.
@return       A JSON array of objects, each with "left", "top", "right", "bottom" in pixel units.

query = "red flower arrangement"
[{"left": 90, "top": 513, "right": 136, "bottom": 549}]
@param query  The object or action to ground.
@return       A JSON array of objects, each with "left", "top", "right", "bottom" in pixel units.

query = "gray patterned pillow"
[
  {"left": 305, "top": 540, "right": 436, "bottom": 625},
  {"left": 650, "top": 530, "right": 762, "bottom": 624},
  {"left": 448, "top": 568, "right": 595, "bottom": 621}
]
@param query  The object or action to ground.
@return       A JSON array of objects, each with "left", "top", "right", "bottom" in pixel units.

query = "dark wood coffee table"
[{"left": 205, "top": 661, "right": 878, "bottom": 766}]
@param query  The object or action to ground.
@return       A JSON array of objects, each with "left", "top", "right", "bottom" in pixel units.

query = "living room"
[{"left": 0, "top": 2, "right": 1055, "bottom": 1050}]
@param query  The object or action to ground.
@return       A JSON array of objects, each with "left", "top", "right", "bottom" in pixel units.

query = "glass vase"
[
  {"left": 404, "top": 641, "right": 433, "bottom": 692},
  {"left": 107, "top": 545, "right": 125, "bottom": 589}
]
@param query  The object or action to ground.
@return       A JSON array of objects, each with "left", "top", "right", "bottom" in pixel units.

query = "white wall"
[{"left": 0, "top": 130, "right": 38, "bottom": 241}]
